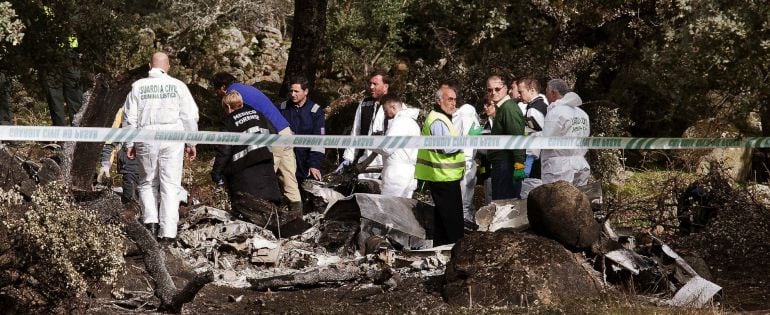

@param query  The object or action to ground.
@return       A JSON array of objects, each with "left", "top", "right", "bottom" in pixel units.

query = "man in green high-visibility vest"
[{"left": 415, "top": 85, "right": 466, "bottom": 245}]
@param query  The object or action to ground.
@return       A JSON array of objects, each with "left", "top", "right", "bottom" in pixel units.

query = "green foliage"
[
  {"left": 397, "top": 0, "right": 547, "bottom": 107},
  {"left": 323, "top": 0, "right": 414, "bottom": 81},
  {"left": 5, "top": 0, "right": 290, "bottom": 75},
  {"left": 388, "top": 0, "right": 770, "bottom": 136},
  {"left": 0, "top": 182, "right": 124, "bottom": 308},
  {"left": 0, "top": 1, "right": 24, "bottom": 53},
  {"left": 5, "top": 0, "right": 770, "bottom": 138}
]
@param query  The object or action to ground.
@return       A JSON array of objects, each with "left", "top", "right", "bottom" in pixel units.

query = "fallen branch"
[
  {"left": 121, "top": 204, "right": 214, "bottom": 313},
  {"left": 248, "top": 262, "right": 395, "bottom": 291}
]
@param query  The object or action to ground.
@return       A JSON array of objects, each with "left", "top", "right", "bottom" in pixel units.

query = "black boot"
[
  {"left": 158, "top": 237, "right": 177, "bottom": 246},
  {"left": 290, "top": 201, "right": 304, "bottom": 214},
  {"left": 144, "top": 223, "right": 159, "bottom": 237}
]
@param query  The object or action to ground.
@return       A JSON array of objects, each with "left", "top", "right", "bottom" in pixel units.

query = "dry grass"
[{"left": 603, "top": 170, "right": 698, "bottom": 233}]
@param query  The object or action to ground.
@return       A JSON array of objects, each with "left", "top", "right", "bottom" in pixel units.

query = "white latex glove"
[
  {"left": 97, "top": 166, "right": 111, "bottom": 185},
  {"left": 333, "top": 159, "right": 352, "bottom": 174}
]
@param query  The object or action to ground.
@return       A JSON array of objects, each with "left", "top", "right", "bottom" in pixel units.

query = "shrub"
[{"left": 0, "top": 182, "right": 124, "bottom": 309}]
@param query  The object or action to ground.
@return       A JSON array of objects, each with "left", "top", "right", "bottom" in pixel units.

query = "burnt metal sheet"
[
  {"left": 302, "top": 180, "right": 345, "bottom": 211},
  {"left": 650, "top": 235, "right": 722, "bottom": 308},
  {"left": 322, "top": 193, "right": 433, "bottom": 250},
  {"left": 475, "top": 199, "right": 529, "bottom": 232},
  {"left": 666, "top": 276, "right": 722, "bottom": 308},
  {"left": 605, "top": 248, "right": 655, "bottom": 275},
  {"left": 325, "top": 193, "right": 426, "bottom": 239}
]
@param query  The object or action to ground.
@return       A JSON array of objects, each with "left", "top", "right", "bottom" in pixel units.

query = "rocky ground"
[{"left": 2, "top": 143, "right": 770, "bottom": 314}]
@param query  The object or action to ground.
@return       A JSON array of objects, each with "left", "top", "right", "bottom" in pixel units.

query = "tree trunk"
[
  {"left": 756, "top": 93, "right": 770, "bottom": 182},
  {"left": 279, "top": 0, "right": 328, "bottom": 98},
  {"left": 66, "top": 66, "right": 148, "bottom": 190}
]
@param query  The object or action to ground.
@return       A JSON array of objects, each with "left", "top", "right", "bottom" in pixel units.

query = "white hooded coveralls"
[
  {"left": 372, "top": 107, "right": 420, "bottom": 198},
  {"left": 451, "top": 104, "right": 480, "bottom": 221},
  {"left": 123, "top": 68, "right": 199, "bottom": 238},
  {"left": 541, "top": 92, "right": 590, "bottom": 186}
]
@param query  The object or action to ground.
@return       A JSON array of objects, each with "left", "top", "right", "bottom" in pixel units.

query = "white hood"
[
  {"left": 399, "top": 106, "right": 421, "bottom": 121},
  {"left": 541, "top": 91, "right": 589, "bottom": 161},
  {"left": 554, "top": 92, "right": 582, "bottom": 108},
  {"left": 454, "top": 103, "right": 476, "bottom": 118}
]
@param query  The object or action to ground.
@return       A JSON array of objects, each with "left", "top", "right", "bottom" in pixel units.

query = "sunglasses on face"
[{"left": 487, "top": 87, "right": 503, "bottom": 93}]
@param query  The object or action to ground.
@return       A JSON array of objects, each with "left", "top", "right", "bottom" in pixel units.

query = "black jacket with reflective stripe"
[{"left": 212, "top": 107, "right": 276, "bottom": 180}]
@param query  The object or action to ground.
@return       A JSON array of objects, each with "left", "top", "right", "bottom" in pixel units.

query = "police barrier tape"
[{"left": 0, "top": 125, "right": 766, "bottom": 150}]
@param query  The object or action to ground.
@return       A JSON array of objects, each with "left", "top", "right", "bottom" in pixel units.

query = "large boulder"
[
  {"left": 527, "top": 181, "right": 600, "bottom": 249},
  {"left": 216, "top": 27, "right": 246, "bottom": 54},
  {"left": 679, "top": 118, "right": 750, "bottom": 181},
  {"left": 443, "top": 231, "right": 603, "bottom": 307}
]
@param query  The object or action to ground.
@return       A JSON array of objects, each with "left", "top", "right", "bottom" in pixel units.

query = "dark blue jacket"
[
  {"left": 227, "top": 83, "right": 290, "bottom": 131},
  {"left": 279, "top": 99, "right": 325, "bottom": 181}
]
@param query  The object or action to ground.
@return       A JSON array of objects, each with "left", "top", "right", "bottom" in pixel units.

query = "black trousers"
[
  {"left": 428, "top": 179, "right": 464, "bottom": 245},
  {"left": 227, "top": 161, "right": 283, "bottom": 205},
  {"left": 39, "top": 62, "right": 82, "bottom": 126},
  {"left": 0, "top": 72, "right": 12, "bottom": 125},
  {"left": 118, "top": 148, "right": 140, "bottom": 204}
]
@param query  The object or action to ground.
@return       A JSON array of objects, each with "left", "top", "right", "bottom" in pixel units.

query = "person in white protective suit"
[
  {"left": 124, "top": 52, "right": 199, "bottom": 241},
  {"left": 452, "top": 102, "right": 482, "bottom": 224},
  {"left": 371, "top": 93, "right": 420, "bottom": 198},
  {"left": 541, "top": 79, "right": 590, "bottom": 186},
  {"left": 335, "top": 70, "right": 390, "bottom": 178}
]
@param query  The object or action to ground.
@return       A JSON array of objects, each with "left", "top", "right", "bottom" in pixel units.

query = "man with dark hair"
[
  {"left": 210, "top": 72, "right": 303, "bottom": 212},
  {"left": 279, "top": 76, "right": 326, "bottom": 191},
  {"left": 415, "top": 85, "right": 465, "bottom": 245},
  {"left": 335, "top": 69, "right": 390, "bottom": 177},
  {"left": 508, "top": 77, "right": 526, "bottom": 115},
  {"left": 517, "top": 77, "right": 548, "bottom": 179},
  {"left": 486, "top": 75, "right": 526, "bottom": 200}
]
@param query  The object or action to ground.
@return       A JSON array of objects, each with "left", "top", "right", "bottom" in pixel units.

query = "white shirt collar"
[
  {"left": 495, "top": 95, "right": 511, "bottom": 108},
  {"left": 148, "top": 68, "right": 167, "bottom": 77}
]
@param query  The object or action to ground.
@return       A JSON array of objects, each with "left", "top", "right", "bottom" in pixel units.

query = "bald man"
[{"left": 124, "top": 52, "right": 199, "bottom": 243}]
